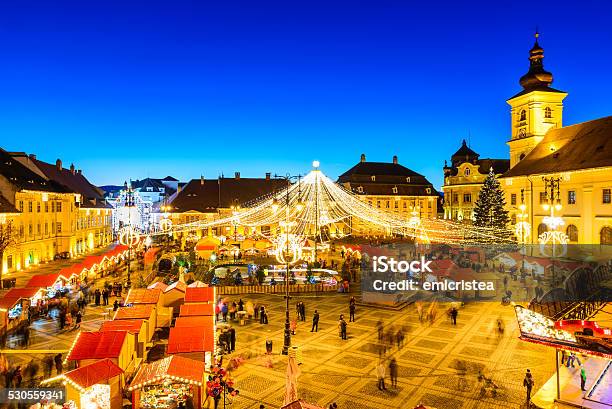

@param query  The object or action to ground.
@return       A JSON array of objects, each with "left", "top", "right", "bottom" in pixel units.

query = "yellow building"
[
  {"left": 337, "top": 154, "right": 439, "bottom": 235},
  {"left": 442, "top": 141, "right": 509, "bottom": 221},
  {"left": 500, "top": 35, "right": 612, "bottom": 244},
  {"left": 0, "top": 149, "right": 113, "bottom": 276}
]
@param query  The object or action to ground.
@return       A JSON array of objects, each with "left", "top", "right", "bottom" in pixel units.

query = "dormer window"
[
  {"left": 370, "top": 175, "right": 376, "bottom": 182},
  {"left": 519, "top": 110, "right": 526, "bottom": 121},
  {"left": 357, "top": 186, "right": 364, "bottom": 193},
  {"left": 392, "top": 186, "right": 398, "bottom": 194},
  {"left": 426, "top": 187, "right": 431, "bottom": 194},
  {"left": 464, "top": 168, "right": 470, "bottom": 176},
  {"left": 544, "top": 107, "right": 552, "bottom": 119},
  {"left": 405, "top": 177, "right": 411, "bottom": 183}
]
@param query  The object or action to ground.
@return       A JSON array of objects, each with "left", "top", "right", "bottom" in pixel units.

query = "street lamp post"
[
  {"left": 273, "top": 172, "right": 304, "bottom": 355},
  {"left": 540, "top": 176, "right": 567, "bottom": 286}
]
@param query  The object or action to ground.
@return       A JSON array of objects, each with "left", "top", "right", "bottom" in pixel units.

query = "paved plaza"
[{"left": 217, "top": 293, "right": 557, "bottom": 409}]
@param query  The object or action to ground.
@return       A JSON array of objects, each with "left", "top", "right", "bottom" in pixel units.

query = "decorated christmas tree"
[{"left": 473, "top": 168, "right": 510, "bottom": 231}]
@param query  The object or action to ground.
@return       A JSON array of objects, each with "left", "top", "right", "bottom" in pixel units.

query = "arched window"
[
  {"left": 601, "top": 226, "right": 612, "bottom": 245},
  {"left": 519, "top": 153, "right": 526, "bottom": 161},
  {"left": 537, "top": 223, "right": 548, "bottom": 236},
  {"left": 519, "top": 110, "right": 526, "bottom": 121},
  {"left": 464, "top": 168, "right": 471, "bottom": 176},
  {"left": 566, "top": 224, "right": 578, "bottom": 242},
  {"left": 544, "top": 107, "right": 552, "bottom": 119}
]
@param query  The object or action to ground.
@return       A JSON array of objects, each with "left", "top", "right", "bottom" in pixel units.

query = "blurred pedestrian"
[
  {"left": 311, "top": 310, "right": 319, "bottom": 332},
  {"left": 580, "top": 366, "right": 587, "bottom": 391},
  {"left": 377, "top": 361, "right": 386, "bottom": 391},
  {"left": 54, "top": 354, "right": 63, "bottom": 375},
  {"left": 523, "top": 369, "right": 534, "bottom": 403},
  {"left": 389, "top": 358, "right": 398, "bottom": 387}
]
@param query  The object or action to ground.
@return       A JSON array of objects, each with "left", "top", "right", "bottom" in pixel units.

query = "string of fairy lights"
[{"left": 141, "top": 164, "right": 515, "bottom": 245}]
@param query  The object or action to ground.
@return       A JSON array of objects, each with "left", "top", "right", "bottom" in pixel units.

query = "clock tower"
[{"left": 507, "top": 33, "right": 567, "bottom": 168}]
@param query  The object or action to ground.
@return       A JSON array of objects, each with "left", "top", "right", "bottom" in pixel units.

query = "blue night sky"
[{"left": 0, "top": 1, "right": 611, "bottom": 189}]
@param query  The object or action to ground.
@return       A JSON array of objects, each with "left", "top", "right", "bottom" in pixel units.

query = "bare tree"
[{"left": 0, "top": 220, "right": 16, "bottom": 289}]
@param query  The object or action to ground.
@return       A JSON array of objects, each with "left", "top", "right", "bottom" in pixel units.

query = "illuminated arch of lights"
[
  {"left": 119, "top": 226, "right": 140, "bottom": 248},
  {"left": 147, "top": 166, "right": 515, "bottom": 245}
]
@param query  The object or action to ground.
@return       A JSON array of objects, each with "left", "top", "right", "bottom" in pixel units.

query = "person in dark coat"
[
  {"left": 389, "top": 358, "right": 398, "bottom": 387},
  {"left": 75, "top": 311, "right": 82, "bottom": 329},
  {"left": 523, "top": 369, "right": 534, "bottom": 403},
  {"left": 54, "top": 353, "right": 63, "bottom": 375},
  {"left": 43, "top": 355, "right": 54, "bottom": 378},
  {"left": 349, "top": 303, "right": 356, "bottom": 322},
  {"left": 450, "top": 307, "right": 458, "bottom": 325},
  {"left": 311, "top": 310, "right": 319, "bottom": 332},
  {"left": 300, "top": 302, "right": 306, "bottom": 322},
  {"left": 94, "top": 289, "right": 101, "bottom": 306},
  {"left": 259, "top": 306, "right": 265, "bottom": 324},
  {"left": 229, "top": 327, "right": 236, "bottom": 352}
]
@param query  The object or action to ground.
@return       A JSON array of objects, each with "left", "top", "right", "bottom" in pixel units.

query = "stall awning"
[
  {"left": 147, "top": 281, "right": 169, "bottom": 291},
  {"left": 167, "top": 326, "right": 214, "bottom": 353},
  {"left": 99, "top": 319, "right": 144, "bottom": 334},
  {"left": 125, "top": 288, "right": 161, "bottom": 305},
  {"left": 114, "top": 304, "right": 154, "bottom": 320},
  {"left": 64, "top": 359, "right": 124, "bottom": 390},
  {"left": 26, "top": 272, "right": 70, "bottom": 289},
  {"left": 174, "top": 316, "right": 214, "bottom": 329},
  {"left": 184, "top": 287, "right": 214, "bottom": 303},
  {"left": 165, "top": 280, "right": 187, "bottom": 293},
  {"left": 67, "top": 331, "right": 128, "bottom": 361},
  {"left": 179, "top": 303, "right": 214, "bottom": 317},
  {"left": 0, "top": 287, "right": 44, "bottom": 310},
  {"left": 128, "top": 355, "right": 205, "bottom": 391}
]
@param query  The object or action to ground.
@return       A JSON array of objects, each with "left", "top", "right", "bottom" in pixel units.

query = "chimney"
[
  {"left": 393, "top": 155, "right": 398, "bottom": 164},
  {"left": 235, "top": 172, "right": 240, "bottom": 180},
  {"left": 360, "top": 153, "right": 366, "bottom": 163},
  {"left": 200, "top": 175, "right": 204, "bottom": 185},
  {"left": 70, "top": 163, "right": 75, "bottom": 174},
  {"left": 265, "top": 172, "right": 271, "bottom": 180},
  {"left": 29, "top": 154, "right": 36, "bottom": 160},
  {"left": 77, "top": 169, "right": 82, "bottom": 175},
  {"left": 56, "top": 159, "right": 62, "bottom": 170}
]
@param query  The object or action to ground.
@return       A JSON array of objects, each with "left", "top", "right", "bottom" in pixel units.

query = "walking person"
[
  {"left": 580, "top": 366, "right": 587, "bottom": 392},
  {"left": 523, "top": 369, "right": 534, "bottom": 403},
  {"left": 75, "top": 310, "right": 82, "bottom": 329},
  {"left": 311, "top": 310, "right": 319, "bottom": 332},
  {"left": 54, "top": 353, "right": 63, "bottom": 375},
  {"left": 349, "top": 302, "right": 356, "bottom": 322},
  {"left": 44, "top": 356, "right": 54, "bottom": 379},
  {"left": 300, "top": 302, "right": 306, "bottom": 322},
  {"left": 377, "top": 320, "right": 384, "bottom": 341},
  {"left": 389, "top": 358, "right": 398, "bottom": 387},
  {"left": 259, "top": 306, "right": 265, "bottom": 324},
  {"left": 222, "top": 303, "right": 229, "bottom": 322},
  {"left": 377, "top": 361, "right": 386, "bottom": 391},
  {"left": 450, "top": 307, "right": 458, "bottom": 325}
]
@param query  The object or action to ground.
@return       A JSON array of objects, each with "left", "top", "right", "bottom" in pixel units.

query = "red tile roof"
[
  {"left": 64, "top": 359, "right": 123, "bottom": 389},
  {"left": 167, "top": 326, "right": 214, "bottom": 353},
  {"left": 114, "top": 304, "right": 155, "bottom": 320},
  {"left": 67, "top": 331, "right": 128, "bottom": 361},
  {"left": 174, "top": 316, "right": 214, "bottom": 328},
  {"left": 25, "top": 273, "right": 69, "bottom": 289},
  {"left": 184, "top": 287, "right": 214, "bottom": 303},
  {"left": 164, "top": 280, "right": 187, "bottom": 293},
  {"left": 0, "top": 287, "right": 44, "bottom": 309},
  {"left": 99, "top": 319, "right": 144, "bottom": 334},
  {"left": 129, "top": 356, "right": 205, "bottom": 390},
  {"left": 147, "top": 281, "right": 169, "bottom": 291},
  {"left": 179, "top": 303, "right": 215, "bottom": 317},
  {"left": 125, "top": 288, "right": 161, "bottom": 305}
]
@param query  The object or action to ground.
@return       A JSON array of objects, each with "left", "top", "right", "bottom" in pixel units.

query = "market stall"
[
  {"left": 65, "top": 330, "right": 136, "bottom": 375},
  {"left": 26, "top": 272, "right": 76, "bottom": 297},
  {"left": 184, "top": 287, "right": 215, "bottom": 304},
  {"left": 100, "top": 319, "right": 148, "bottom": 362},
  {"left": 0, "top": 287, "right": 45, "bottom": 333},
  {"left": 128, "top": 355, "right": 206, "bottom": 409},
  {"left": 114, "top": 304, "right": 157, "bottom": 342},
  {"left": 42, "top": 358, "right": 124, "bottom": 409},
  {"left": 163, "top": 280, "right": 188, "bottom": 313},
  {"left": 124, "top": 288, "right": 172, "bottom": 327},
  {"left": 179, "top": 303, "right": 215, "bottom": 317}
]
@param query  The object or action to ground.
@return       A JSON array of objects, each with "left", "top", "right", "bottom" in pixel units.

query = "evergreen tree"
[{"left": 473, "top": 168, "right": 510, "bottom": 231}]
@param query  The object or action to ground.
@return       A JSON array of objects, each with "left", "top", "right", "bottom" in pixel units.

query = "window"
[
  {"left": 453, "top": 194, "right": 459, "bottom": 204},
  {"left": 566, "top": 225, "right": 578, "bottom": 242},
  {"left": 463, "top": 194, "right": 471, "bottom": 203},
  {"left": 537, "top": 223, "right": 548, "bottom": 236},
  {"left": 601, "top": 226, "right": 612, "bottom": 245},
  {"left": 37, "top": 202, "right": 41, "bottom": 212},
  {"left": 56, "top": 202, "right": 62, "bottom": 212},
  {"left": 376, "top": 201, "right": 381, "bottom": 208},
  {"left": 45, "top": 202, "right": 48, "bottom": 212},
  {"left": 511, "top": 214, "right": 517, "bottom": 224},
  {"left": 19, "top": 224, "right": 24, "bottom": 237},
  {"left": 28, "top": 224, "right": 32, "bottom": 235},
  {"left": 403, "top": 202, "right": 407, "bottom": 208},
  {"left": 519, "top": 110, "right": 526, "bottom": 121},
  {"left": 603, "top": 189, "right": 611, "bottom": 204},
  {"left": 539, "top": 192, "right": 548, "bottom": 204},
  {"left": 511, "top": 194, "right": 517, "bottom": 205},
  {"left": 357, "top": 186, "right": 364, "bottom": 193},
  {"left": 371, "top": 175, "right": 376, "bottom": 182},
  {"left": 568, "top": 190, "right": 576, "bottom": 205},
  {"left": 7, "top": 255, "right": 12, "bottom": 269},
  {"left": 19, "top": 201, "right": 23, "bottom": 212},
  {"left": 44, "top": 223, "right": 48, "bottom": 235},
  {"left": 464, "top": 168, "right": 470, "bottom": 176},
  {"left": 56, "top": 222, "right": 62, "bottom": 233},
  {"left": 394, "top": 201, "right": 398, "bottom": 209},
  {"left": 426, "top": 187, "right": 431, "bottom": 194},
  {"left": 405, "top": 177, "right": 411, "bottom": 183},
  {"left": 28, "top": 201, "right": 32, "bottom": 212},
  {"left": 392, "top": 186, "right": 398, "bottom": 194},
  {"left": 386, "top": 201, "right": 390, "bottom": 208},
  {"left": 37, "top": 224, "right": 41, "bottom": 234},
  {"left": 51, "top": 202, "right": 55, "bottom": 212},
  {"left": 544, "top": 107, "right": 552, "bottom": 119}
]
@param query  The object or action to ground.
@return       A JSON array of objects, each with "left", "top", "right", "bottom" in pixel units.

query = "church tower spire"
[{"left": 506, "top": 32, "right": 567, "bottom": 168}]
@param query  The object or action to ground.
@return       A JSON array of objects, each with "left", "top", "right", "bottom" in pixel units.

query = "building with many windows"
[
  {"left": 442, "top": 141, "right": 509, "bottom": 221},
  {"left": 0, "top": 149, "right": 112, "bottom": 276},
  {"left": 337, "top": 154, "right": 439, "bottom": 233},
  {"left": 499, "top": 35, "right": 612, "bottom": 244}
]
